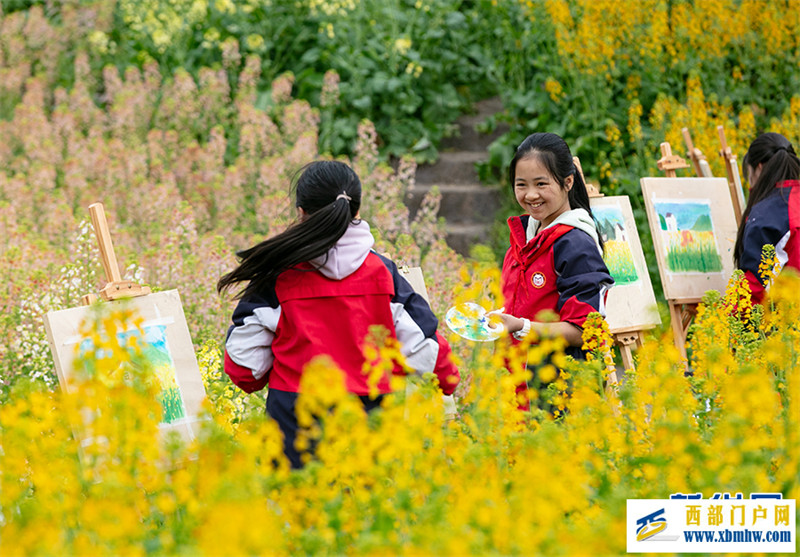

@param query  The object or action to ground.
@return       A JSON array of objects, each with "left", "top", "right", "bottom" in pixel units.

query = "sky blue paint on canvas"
[
  {"left": 81, "top": 325, "right": 176, "bottom": 372},
  {"left": 593, "top": 206, "right": 625, "bottom": 225},
  {"left": 654, "top": 201, "right": 712, "bottom": 229}
]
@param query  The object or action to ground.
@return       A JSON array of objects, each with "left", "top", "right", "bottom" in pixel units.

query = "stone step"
[
  {"left": 415, "top": 151, "right": 486, "bottom": 185},
  {"left": 444, "top": 223, "right": 493, "bottom": 256},
  {"left": 440, "top": 116, "right": 509, "bottom": 152},
  {"left": 407, "top": 183, "right": 501, "bottom": 225},
  {"left": 440, "top": 96, "right": 508, "bottom": 152}
]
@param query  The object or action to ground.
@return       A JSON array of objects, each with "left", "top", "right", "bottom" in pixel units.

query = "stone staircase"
[{"left": 406, "top": 97, "right": 508, "bottom": 256}]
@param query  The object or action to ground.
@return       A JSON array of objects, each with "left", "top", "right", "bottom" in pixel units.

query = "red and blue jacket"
[
  {"left": 738, "top": 180, "right": 800, "bottom": 304},
  {"left": 223, "top": 220, "right": 460, "bottom": 396},
  {"left": 502, "top": 212, "right": 614, "bottom": 409},
  {"left": 502, "top": 213, "right": 613, "bottom": 337}
]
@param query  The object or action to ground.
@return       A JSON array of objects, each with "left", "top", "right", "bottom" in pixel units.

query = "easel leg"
[
  {"left": 614, "top": 331, "right": 642, "bottom": 373},
  {"left": 619, "top": 342, "right": 635, "bottom": 373},
  {"left": 669, "top": 303, "right": 686, "bottom": 359},
  {"left": 668, "top": 302, "right": 697, "bottom": 364}
]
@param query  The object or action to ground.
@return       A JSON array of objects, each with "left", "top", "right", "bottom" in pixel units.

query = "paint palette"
[{"left": 444, "top": 302, "right": 503, "bottom": 342}]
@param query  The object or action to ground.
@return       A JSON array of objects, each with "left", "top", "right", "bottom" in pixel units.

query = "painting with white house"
[
  {"left": 590, "top": 195, "right": 660, "bottom": 332},
  {"left": 640, "top": 177, "right": 737, "bottom": 300}
]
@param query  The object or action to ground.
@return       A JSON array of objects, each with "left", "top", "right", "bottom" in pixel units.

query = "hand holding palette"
[{"left": 444, "top": 302, "right": 504, "bottom": 342}]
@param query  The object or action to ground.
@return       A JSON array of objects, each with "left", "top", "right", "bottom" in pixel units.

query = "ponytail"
[
  {"left": 734, "top": 133, "right": 800, "bottom": 265},
  {"left": 217, "top": 161, "right": 362, "bottom": 299}
]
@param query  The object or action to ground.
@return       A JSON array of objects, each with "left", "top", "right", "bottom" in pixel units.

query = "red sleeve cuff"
[
  {"left": 743, "top": 270, "right": 765, "bottom": 305},
  {"left": 224, "top": 350, "right": 269, "bottom": 393},
  {"left": 432, "top": 332, "right": 460, "bottom": 395}
]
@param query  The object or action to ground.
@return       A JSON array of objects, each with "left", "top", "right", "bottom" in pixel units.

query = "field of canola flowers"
[{"left": 1, "top": 1, "right": 799, "bottom": 555}]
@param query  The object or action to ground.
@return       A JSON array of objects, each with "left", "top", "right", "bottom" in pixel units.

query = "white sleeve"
[
  {"left": 225, "top": 306, "right": 281, "bottom": 380},
  {"left": 391, "top": 302, "right": 439, "bottom": 374}
]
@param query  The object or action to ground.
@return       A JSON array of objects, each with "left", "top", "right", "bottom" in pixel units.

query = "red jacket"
[
  {"left": 738, "top": 180, "right": 800, "bottom": 304},
  {"left": 502, "top": 215, "right": 613, "bottom": 330},
  {"left": 223, "top": 221, "right": 459, "bottom": 397},
  {"left": 502, "top": 214, "right": 614, "bottom": 410}
]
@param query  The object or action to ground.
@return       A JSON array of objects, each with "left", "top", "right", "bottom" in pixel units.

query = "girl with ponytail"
[
  {"left": 489, "top": 133, "right": 614, "bottom": 412},
  {"left": 734, "top": 132, "right": 800, "bottom": 304},
  {"left": 218, "top": 160, "right": 459, "bottom": 468}
]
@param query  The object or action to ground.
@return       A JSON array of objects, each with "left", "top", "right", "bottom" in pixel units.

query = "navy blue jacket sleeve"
[
  {"left": 553, "top": 230, "right": 615, "bottom": 327},
  {"left": 739, "top": 191, "right": 791, "bottom": 296}
]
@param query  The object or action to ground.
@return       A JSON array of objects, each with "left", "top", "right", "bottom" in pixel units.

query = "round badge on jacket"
[{"left": 531, "top": 271, "right": 546, "bottom": 288}]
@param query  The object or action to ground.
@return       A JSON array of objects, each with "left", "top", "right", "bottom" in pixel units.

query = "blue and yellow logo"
[{"left": 636, "top": 508, "right": 667, "bottom": 541}]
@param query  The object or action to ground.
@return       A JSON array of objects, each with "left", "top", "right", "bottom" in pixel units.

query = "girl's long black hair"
[
  {"left": 509, "top": 132, "right": 604, "bottom": 250},
  {"left": 217, "top": 160, "right": 362, "bottom": 299},
  {"left": 733, "top": 132, "right": 800, "bottom": 265}
]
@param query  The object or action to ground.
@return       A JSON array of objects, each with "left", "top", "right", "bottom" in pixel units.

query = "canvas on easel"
[
  {"left": 575, "top": 156, "right": 660, "bottom": 373},
  {"left": 640, "top": 174, "right": 740, "bottom": 360},
  {"left": 44, "top": 290, "right": 207, "bottom": 440},
  {"left": 640, "top": 177, "right": 737, "bottom": 301},
  {"left": 591, "top": 196, "right": 661, "bottom": 332},
  {"left": 590, "top": 195, "right": 661, "bottom": 372},
  {"left": 43, "top": 202, "right": 206, "bottom": 441},
  {"left": 397, "top": 265, "right": 456, "bottom": 418},
  {"left": 398, "top": 265, "right": 430, "bottom": 303}
]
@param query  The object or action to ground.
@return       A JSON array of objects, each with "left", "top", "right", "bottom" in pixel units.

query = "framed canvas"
[
  {"left": 640, "top": 177, "right": 738, "bottom": 300},
  {"left": 43, "top": 289, "right": 206, "bottom": 440},
  {"left": 590, "top": 195, "right": 661, "bottom": 332}
]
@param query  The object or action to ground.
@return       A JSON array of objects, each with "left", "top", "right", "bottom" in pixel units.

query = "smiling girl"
[{"left": 491, "top": 132, "right": 614, "bottom": 411}]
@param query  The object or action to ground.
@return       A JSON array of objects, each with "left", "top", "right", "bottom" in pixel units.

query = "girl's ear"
[
  {"left": 297, "top": 206, "right": 308, "bottom": 220},
  {"left": 565, "top": 174, "right": 574, "bottom": 191}
]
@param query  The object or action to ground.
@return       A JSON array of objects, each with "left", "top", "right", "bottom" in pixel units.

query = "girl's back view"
[{"left": 218, "top": 161, "right": 459, "bottom": 467}]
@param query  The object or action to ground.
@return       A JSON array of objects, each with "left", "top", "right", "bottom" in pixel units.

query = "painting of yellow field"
[
  {"left": 44, "top": 290, "right": 206, "bottom": 440},
  {"left": 593, "top": 205, "right": 639, "bottom": 285},
  {"left": 589, "top": 196, "right": 660, "bottom": 332}
]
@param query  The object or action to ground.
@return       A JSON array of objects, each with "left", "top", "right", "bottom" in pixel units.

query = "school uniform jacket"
[
  {"left": 738, "top": 180, "right": 800, "bottom": 304},
  {"left": 502, "top": 212, "right": 614, "bottom": 337},
  {"left": 502, "top": 211, "right": 614, "bottom": 411},
  {"left": 223, "top": 220, "right": 460, "bottom": 396}
]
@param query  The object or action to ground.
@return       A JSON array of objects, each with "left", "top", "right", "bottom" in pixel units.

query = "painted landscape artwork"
[
  {"left": 653, "top": 201, "right": 723, "bottom": 273},
  {"left": 44, "top": 290, "right": 206, "bottom": 440},
  {"left": 640, "top": 177, "right": 738, "bottom": 300},
  {"left": 589, "top": 196, "right": 660, "bottom": 332},
  {"left": 593, "top": 205, "right": 639, "bottom": 285},
  {"left": 112, "top": 324, "right": 188, "bottom": 424}
]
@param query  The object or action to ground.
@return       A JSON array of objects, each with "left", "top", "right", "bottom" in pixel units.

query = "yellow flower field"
[{"left": 1, "top": 270, "right": 798, "bottom": 556}]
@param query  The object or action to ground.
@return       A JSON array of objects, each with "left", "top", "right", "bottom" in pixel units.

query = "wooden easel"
[
  {"left": 82, "top": 203, "right": 151, "bottom": 305},
  {"left": 681, "top": 128, "right": 713, "bottom": 178},
  {"left": 575, "top": 156, "right": 646, "bottom": 376},
  {"left": 656, "top": 142, "right": 699, "bottom": 361},
  {"left": 717, "top": 125, "right": 745, "bottom": 225}
]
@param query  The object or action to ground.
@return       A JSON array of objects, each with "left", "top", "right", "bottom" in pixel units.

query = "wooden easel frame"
[
  {"left": 681, "top": 128, "right": 713, "bottom": 178},
  {"left": 654, "top": 142, "right": 701, "bottom": 360},
  {"left": 575, "top": 157, "right": 653, "bottom": 377},
  {"left": 82, "top": 203, "right": 151, "bottom": 305},
  {"left": 717, "top": 125, "right": 746, "bottom": 225}
]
